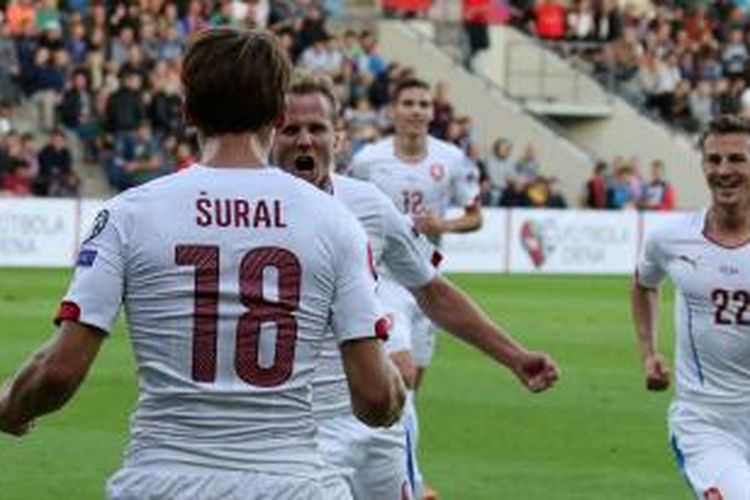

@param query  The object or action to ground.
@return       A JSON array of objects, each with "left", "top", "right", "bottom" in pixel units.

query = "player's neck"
[
  {"left": 394, "top": 134, "right": 427, "bottom": 163},
  {"left": 706, "top": 204, "right": 750, "bottom": 245},
  {"left": 199, "top": 130, "right": 272, "bottom": 169}
]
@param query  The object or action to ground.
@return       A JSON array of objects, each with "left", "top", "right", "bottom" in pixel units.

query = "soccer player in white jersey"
[
  {"left": 272, "top": 72, "right": 560, "bottom": 500},
  {"left": 633, "top": 115, "right": 750, "bottom": 500},
  {"left": 350, "top": 76, "right": 482, "bottom": 498},
  {"left": 0, "top": 29, "right": 405, "bottom": 500}
]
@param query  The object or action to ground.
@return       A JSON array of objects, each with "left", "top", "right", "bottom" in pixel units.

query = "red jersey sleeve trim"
[
  {"left": 375, "top": 316, "right": 391, "bottom": 341},
  {"left": 54, "top": 301, "right": 81, "bottom": 326},
  {"left": 431, "top": 250, "right": 444, "bottom": 269}
]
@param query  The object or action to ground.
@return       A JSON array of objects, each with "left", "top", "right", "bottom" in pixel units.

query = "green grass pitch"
[{"left": 0, "top": 269, "right": 688, "bottom": 499}]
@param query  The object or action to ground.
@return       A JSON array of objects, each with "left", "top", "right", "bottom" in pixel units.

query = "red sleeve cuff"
[
  {"left": 431, "top": 250, "right": 443, "bottom": 269},
  {"left": 54, "top": 301, "right": 81, "bottom": 326},
  {"left": 375, "top": 315, "right": 391, "bottom": 341}
]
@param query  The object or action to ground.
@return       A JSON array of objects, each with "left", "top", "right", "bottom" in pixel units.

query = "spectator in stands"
[
  {"left": 714, "top": 77, "right": 741, "bottom": 115},
  {"left": 1, "top": 158, "right": 33, "bottom": 196},
  {"left": 35, "top": 129, "right": 79, "bottom": 197},
  {"left": 148, "top": 71, "right": 183, "bottom": 139},
  {"left": 59, "top": 69, "right": 98, "bottom": 160},
  {"left": 690, "top": 80, "right": 714, "bottom": 129},
  {"left": 0, "top": 21, "right": 21, "bottom": 104},
  {"left": 721, "top": 29, "right": 748, "bottom": 79},
  {"left": 567, "top": 0, "right": 594, "bottom": 40},
  {"left": 5, "top": 0, "right": 36, "bottom": 37},
  {"left": 584, "top": 160, "right": 608, "bottom": 209},
  {"left": 483, "top": 137, "right": 514, "bottom": 206},
  {"left": 546, "top": 177, "right": 567, "bottom": 208},
  {"left": 106, "top": 121, "right": 167, "bottom": 192},
  {"left": 592, "top": 0, "right": 623, "bottom": 42},
  {"left": 430, "top": 81, "right": 455, "bottom": 139},
  {"left": 534, "top": 0, "right": 566, "bottom": 40},
  {"left": 515, "top": 143, "right": 541, "bottom": 186},
  {"left": 500, "top": 178, "right": 530, "bottom": 207},
  {"left": 605, "top": 26, "right": 642, "bottom": 84},
  {"left": 670, "top": 79, "right": 697, "bottom": 131},
  {"left": 26, "top": 46, "right": 66, "bottom": 131},
  {"left": 640, "top": 159, "right": 675, "bottom": 211},
  {"left": 300, "top": 33, "right": 342, "bottom": 74},
  {"left": 106, "top": 72, "right": 146, "bottom": 138},
  {"left": 358, "top": 31, "right": 387, "bottom": 78},
  {"left": 0, "top": 101, "right": 14, "bottom": 135},
  {"left": 462, "top": 0, "right": 491, "bottom": 70},
  {"left": 607, "top": 163, "right": 637, "bottom": 209}
]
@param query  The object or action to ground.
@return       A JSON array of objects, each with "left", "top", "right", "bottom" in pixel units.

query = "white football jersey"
[
  {"left": 312, "top": 174, "right": 438, "bottom": 420},
  {"left": 56, "top": 165, "right": 383, "bottom": 477},
  {"left": 350, "top": 136, "right": 480, "bottom": 223},
  {"left": 637, "top": 210, "right": 750, "bottom": 406}
]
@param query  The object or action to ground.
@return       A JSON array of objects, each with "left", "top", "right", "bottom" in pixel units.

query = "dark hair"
[
  {"left": 182, "top": 28, "right": 291, "bottom": 137},
  {"left": 390, "top": 77, "right": 431, "bottom": 104},
  {"left": 287, "top": 70, "right": 339, "bottom": 120},
  {"left": 699, "top": 115, "right": 750, "bottom": 149}
]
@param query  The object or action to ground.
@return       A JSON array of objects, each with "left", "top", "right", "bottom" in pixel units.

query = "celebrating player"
[
  {"left": 273, "top": 71, "right": 560, "bottom": 500},
  {"left": 632, "top": 115, "right": 750, "bottom": 500},
  {"left": 0, "top": 28, "right": 404, "bottom": 500},
  {"left": 350, "top": 76, "right": 483, "bottom": 498}
]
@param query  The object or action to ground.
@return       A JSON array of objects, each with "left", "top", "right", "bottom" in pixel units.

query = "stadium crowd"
[
  {"left": 513, "top": 0, "right": 750, "bottom": 133},
  {"left": 0, "top": 0, "right": 687, "bottom": 211}
]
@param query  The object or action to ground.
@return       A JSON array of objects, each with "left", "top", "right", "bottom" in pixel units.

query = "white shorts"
[
  {"left": 380, "top": 279, "right": 436, "bottom": 367},
  {"left": 106, "top": 468, "right": 330, "bottom": 500},
  {"left": 317, "top": 414, "right": 412, "bottom": 500},
  {"left": 669, "top": 400, "right": 750, "bottom": 500}
]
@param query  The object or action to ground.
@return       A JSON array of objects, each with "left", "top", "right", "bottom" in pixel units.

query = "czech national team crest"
[{"left": 429, "top": 164, "right": 445, "bottom": 182}]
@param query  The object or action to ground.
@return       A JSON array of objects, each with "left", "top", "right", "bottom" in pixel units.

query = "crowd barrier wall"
[{"left": 0, "top": 199, "right": 687, "bottom": 274}]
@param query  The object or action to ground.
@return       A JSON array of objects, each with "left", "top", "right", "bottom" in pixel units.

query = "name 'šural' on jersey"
[{"left": 195, "top": 193, "right": 287, "bottom": 228}]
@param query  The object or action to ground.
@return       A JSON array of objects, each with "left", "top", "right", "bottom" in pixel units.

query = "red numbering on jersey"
[
  {"left": 711, "top": 288, "right": 750, "bottom": 326},
  {"left": 401, "top": 189, "right": 424, "bottom": 215},
  {"left": 176, "top": 245, "right": 301, "bottom": 387}
]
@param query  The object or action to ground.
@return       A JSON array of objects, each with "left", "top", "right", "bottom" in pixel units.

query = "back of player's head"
[
  {"left": 700, "top": 115, "right": 750, "bottom": 149},
  {"left": 288, "top": 70, "right": 339, "bottom": 120},
  {"left": 390, "top": 77, "right": 431, "bottom": 104},
  {"left": 182, "top": 28, "right": 291, "bottom": 137}
]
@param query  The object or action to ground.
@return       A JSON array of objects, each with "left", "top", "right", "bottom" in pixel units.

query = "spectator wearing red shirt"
[
  {"left": 584, "top": 161, "right": 608, "bottom": 208},
  {"left": 1, "top": 158, "right": 33, "bottom": 196},
  {"left": 641, "top": 159, "right": 676, "bottom": 211},
  {"left": 534, "top": 0, "right": 566, "bottom": 40}
]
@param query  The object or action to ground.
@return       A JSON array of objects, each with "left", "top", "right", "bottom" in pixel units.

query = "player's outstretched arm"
[
  {"left": 411, "top": 276, "right": 559, "bottom": 392},
  {"left": 413, "top": 205, "right": 482, "bottom": 236},
  {"left": 340, "top": 338, "right": 406, "bottom": 427},
  {"left": 631, "top": 281, "right": 670, "bottom": 391},
  {"left": 0, "top": 321, "right": 104, "bottom": 436}
]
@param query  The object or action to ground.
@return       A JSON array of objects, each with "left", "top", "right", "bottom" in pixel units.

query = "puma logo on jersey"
[{"left": 676, "top": 254, "right": 698, "bottom": 269}]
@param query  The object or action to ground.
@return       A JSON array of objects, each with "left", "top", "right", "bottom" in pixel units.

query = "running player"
[
  {"left": 273, "top": 71, "right": 559, "bottom": 500},
  {"left": 350, "top": 76, "right": 482, "bottom": 498},
  {"left": 633, "top": 115, "right": 750, "bottom": 500}
]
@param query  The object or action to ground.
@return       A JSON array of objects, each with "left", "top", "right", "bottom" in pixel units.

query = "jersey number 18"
[{"left": 176, "top": 245, "right": 301, "bottom": 387}]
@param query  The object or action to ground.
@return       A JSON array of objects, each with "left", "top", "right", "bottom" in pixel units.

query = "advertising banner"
[
  {"left": 508, "top": 209, "right": 639, "bottom": 274},
  {"left": 441, "top": 208, "right": 508, "bottom": 272},
  {"left": 0, "top": 199, "right": 78, "bottom": 267}
]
